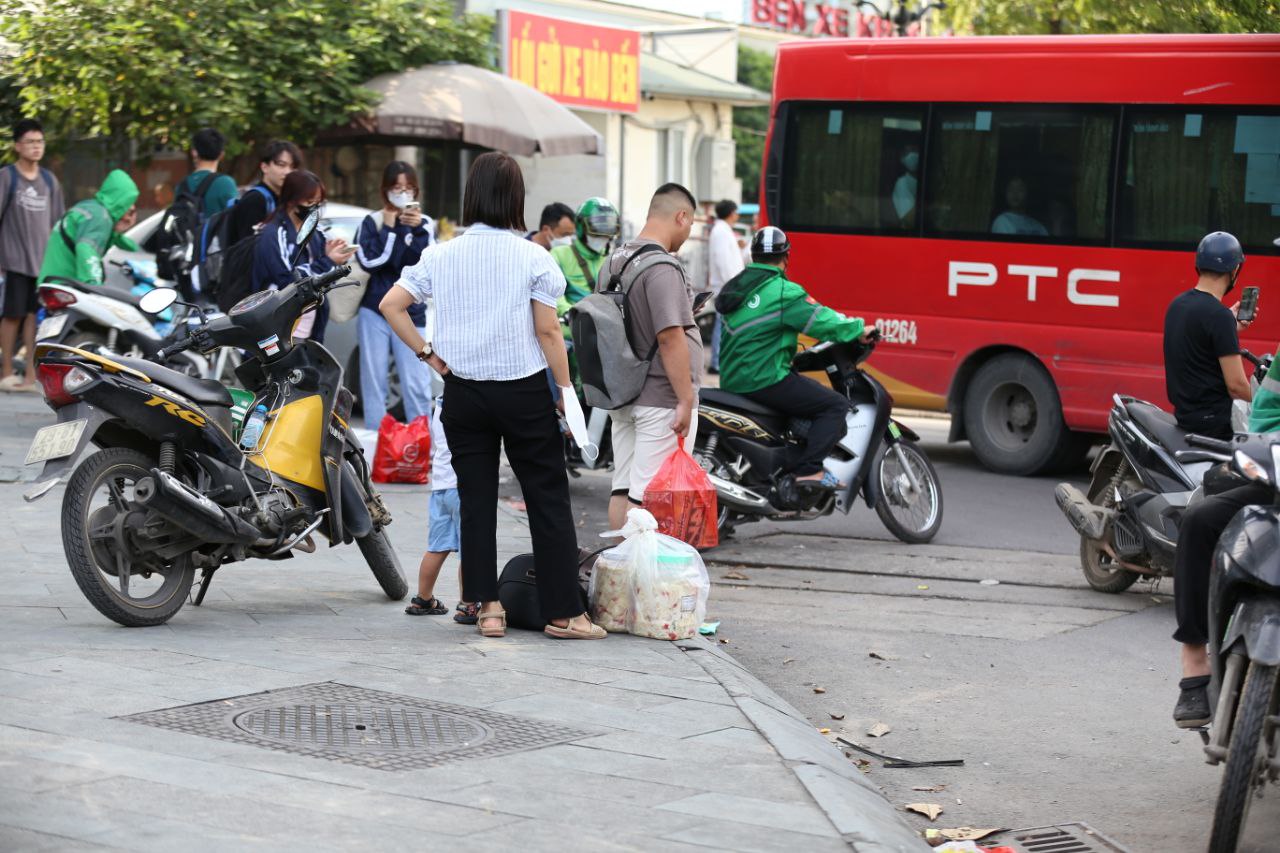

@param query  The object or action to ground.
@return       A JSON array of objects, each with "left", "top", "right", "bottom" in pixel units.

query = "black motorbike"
[
  {"left": 23, "top": 212, "right": 407, "bottom": 626},
  {"left": 691, "top": 333, "right": 943, "bottom": 543},
  {"left": 1055, "top": 352, "right": 1271, "bottom": 593},
  {"left": 1174, "top": 432, "right": 1280, "bottom": 852}
]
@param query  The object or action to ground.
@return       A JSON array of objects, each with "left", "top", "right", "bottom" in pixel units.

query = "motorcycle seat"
[
  {"left": 112, "top": 355, "right": 234, "bottom": 409},
  {"left": 1126, "top": 401, "right": 1194, "bottom": 453},
  {"left": 42, "top": 277, "right": 145, "bottom": 309},
  {"left": 700, "top": 387, "right": 781, "bottom": 418}
]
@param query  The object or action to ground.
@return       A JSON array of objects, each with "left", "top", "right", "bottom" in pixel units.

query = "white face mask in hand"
[{"left": 388, "top": 190, "right": 415, "bottom": 209}]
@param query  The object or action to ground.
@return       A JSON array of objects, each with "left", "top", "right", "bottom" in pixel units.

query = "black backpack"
[
  {"left": 199, "top": 185, "right": 274, "bottom": 302},
  {"left": 497, "top": 550, "right": 598, "bottom": 630},
  {"left": 213, "top": 232, "right": 260, "bottom": 313},
  {"left": 148, "top": 172, "right": 217, "bottom": 285}
]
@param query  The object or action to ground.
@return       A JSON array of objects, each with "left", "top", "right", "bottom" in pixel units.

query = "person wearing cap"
[
  {"left": 1166, "top": 231, "right": 1266, "bottom": 729},
  {"left": 551, "top": 196, "right": 620, "bottom": 313},
  {"left": 715, "top": 226, "right": 874, "bottom": 491}
]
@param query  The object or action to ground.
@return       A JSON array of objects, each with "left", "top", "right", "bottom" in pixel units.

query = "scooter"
[
  {"left": 1173, "top": 432, "right": 1280, "bottom": 852},
  {"left": 1055, "top": 351, "right": 1271, "bottom": 593},
  {"left": 23, "top": 210, "right": 407, "bottom": 627},
  {"left": 691, "top": 331, "right": 943, "bottom": 544}
]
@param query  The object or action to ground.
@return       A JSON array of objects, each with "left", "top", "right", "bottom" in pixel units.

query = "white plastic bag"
[{"left": 589, "top": 508, "right": 710, "bottom": 641}]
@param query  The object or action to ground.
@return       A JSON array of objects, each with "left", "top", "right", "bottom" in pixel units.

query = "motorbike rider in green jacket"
[
  {"left": 551, "top": 196, "right": 620, "bottom": 319},
  {"left": 716, "top": 226, "right": 874, "bottom": 488},
  {"left": 37, "top": 169, "right": 140, "bottom": 287}
]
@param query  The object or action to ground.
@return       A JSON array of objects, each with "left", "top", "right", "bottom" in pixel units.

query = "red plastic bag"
[
  {"left": 372, "top": 414, "right": 431, "bottom": 484},
  {"left": 643, "top": 436, "right": 718, "bottom": 550}
]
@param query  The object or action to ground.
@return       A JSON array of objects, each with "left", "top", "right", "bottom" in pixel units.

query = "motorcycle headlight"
[{"left": 1234, "top": 449, "right": 1271, "bottom": 485}]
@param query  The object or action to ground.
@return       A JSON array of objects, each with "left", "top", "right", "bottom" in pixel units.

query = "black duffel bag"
[{"left": 497, "top": 549, "right": 602, "bottom": 630}]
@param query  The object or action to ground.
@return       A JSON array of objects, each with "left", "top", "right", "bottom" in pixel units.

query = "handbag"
[
  {"left": 496, "top": 548, "right": 602, "bottom": 630},
  {"left": 326, "top": 215, "right": 373, "bottom": 323}
]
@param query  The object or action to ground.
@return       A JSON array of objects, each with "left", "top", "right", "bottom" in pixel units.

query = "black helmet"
[
  {"left": 750, "top": 226, "right": 790, "bottom": 257},
  {"left": 1195, "top": 231, "right": 1244, "bottom": 274}
]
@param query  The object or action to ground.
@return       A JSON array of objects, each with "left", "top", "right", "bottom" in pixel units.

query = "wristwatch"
[{"left": 416, "top": 342, "right": 433, "bottom": 363}]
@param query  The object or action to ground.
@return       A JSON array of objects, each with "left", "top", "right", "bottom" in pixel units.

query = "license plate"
[
  {"left": 36, "top": 314, "right": 67, "bottom": 340},
  {"left": 25, "top": 420, "right": 87, "bottom": 466}
]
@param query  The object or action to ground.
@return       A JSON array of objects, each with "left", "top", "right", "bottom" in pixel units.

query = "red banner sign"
[{"left": 503, "top": 11, "right": 640, "bottom": 114}]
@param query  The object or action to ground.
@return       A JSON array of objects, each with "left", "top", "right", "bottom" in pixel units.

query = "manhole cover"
[
  {"left": 120, "top": 682, "right": 589, "bottom": 771},
  {"left": 997, "top": 823, "right": 1128, "bottom": 853}
]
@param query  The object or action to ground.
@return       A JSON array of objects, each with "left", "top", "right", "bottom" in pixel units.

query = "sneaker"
[{"left": 1174, "top": 675, "right": 1211, "bottom": 728}]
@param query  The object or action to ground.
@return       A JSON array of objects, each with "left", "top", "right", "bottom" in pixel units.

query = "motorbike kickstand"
[{"left": 193, "top": 568, "right": 219, "bottom": 607}]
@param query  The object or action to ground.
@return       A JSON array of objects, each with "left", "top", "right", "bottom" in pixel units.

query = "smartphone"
[
  {"left": 403, "top": 201, "right": 421, "bottom": 212},
  {"left": 1238, "top": 286, "right": 1260, "bottom": 324}
]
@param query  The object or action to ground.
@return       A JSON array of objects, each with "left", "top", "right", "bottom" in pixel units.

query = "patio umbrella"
[{"left": 333, "top": 62, "right": 601, "bottom": 157}]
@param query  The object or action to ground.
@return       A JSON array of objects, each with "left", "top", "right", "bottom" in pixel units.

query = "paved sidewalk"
[{"left": 0, "top": 397, "right": 923, "bottom": 852}]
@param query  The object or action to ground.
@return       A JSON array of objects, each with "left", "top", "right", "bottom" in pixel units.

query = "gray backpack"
[{"left": 569, "top": 244, "right": 682, "bottom": 410}]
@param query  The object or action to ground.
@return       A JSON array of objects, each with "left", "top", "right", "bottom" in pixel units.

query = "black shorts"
[{"left": 1, "top": 271, "right": 37, "bottom": 319}]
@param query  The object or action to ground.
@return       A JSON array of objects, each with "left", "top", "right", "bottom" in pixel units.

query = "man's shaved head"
[{"left": 647, "top": 182, "right": 697, "bottom": 220}]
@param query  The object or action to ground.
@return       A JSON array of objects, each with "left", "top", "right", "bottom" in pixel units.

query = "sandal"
[
  {"left": 453, "top": 601, "right": 478, "bottom": 624},
  {"left": 477, "top": 608, "right": 507, "bottom": 638},
  {"left": 544, "top": 616, "right": 606, "bottom": 640},
  {"left": 405, "top": 596, "right": 448, "bottom": 616}
]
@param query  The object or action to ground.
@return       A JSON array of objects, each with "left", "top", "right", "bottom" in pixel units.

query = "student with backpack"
[
  {"left": 149, "top": 128, "right": 237, "bottom": 294},
  {"left": 177, "top": 128, "right": 237, "bottom": 217},
  {"left": 353, "top": 160, "right": 435, "bottom": 430},
  {"left": 225, "top": 140, "right": 301, "bottom": 246},
  {"left": 252, "top": 170, "right": 354, "bottom": 342},
  {"left": 0, "top": 119, "right": 65, "bottom": 392}
]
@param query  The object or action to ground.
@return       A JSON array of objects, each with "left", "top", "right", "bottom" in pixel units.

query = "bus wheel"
[{"left": 964, "top": 353, "right": 1072, "bottom": 476}]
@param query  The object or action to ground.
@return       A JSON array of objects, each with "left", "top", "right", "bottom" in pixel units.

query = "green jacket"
[
  {"left": 551, "top": 239, "right": 606, "bottom": 316},
  {"left": 716, "top": 263, "right": 865, "bottom": 394},
  {"left": 38, "top": 169, "right": 140, "bottom": 286},
  {"left": 1247, "top": 348, "right": 1280, "bottom": 434}
]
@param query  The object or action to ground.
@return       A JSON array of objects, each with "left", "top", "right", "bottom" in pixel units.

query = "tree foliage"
[
  {"left": 943, "top": 0, "right": 1280, "bottom": 35},
  {"left": 734, "top": 46, "right": 774, "bottom": 205},
  {"left": 0, "top": 0, "right": 493, "bottom": 156}
]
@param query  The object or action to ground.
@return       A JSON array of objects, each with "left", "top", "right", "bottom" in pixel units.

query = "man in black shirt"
[
  {"left": 225, "top": 140, "right": 302, "bottom": 246},
  {"left": 1162, "top": 231, "right": 1253, "bottom": 442}
]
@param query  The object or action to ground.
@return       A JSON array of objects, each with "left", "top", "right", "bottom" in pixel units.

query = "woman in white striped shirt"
[{"left": 380, "top": 153, "right": 605, "bottom": 641}]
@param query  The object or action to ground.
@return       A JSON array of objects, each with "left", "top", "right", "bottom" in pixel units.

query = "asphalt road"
[{"left": 563, "top": 418, "right": 1279, "bottom": 853}]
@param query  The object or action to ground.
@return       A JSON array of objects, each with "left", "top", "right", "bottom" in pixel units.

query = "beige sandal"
[
  {"left": 477, "top": 608, "right": 506, "bottom": 638},
  {"left": 544, "top": 616, "right": 606, "bottom": 640}
]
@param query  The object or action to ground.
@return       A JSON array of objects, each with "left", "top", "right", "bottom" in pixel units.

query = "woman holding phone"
[
  {"left": 252, "top": 169, "right": 353, "bottom": 342},
  {"left": 354, "top": 160, "right": 436, "bottom": 430}
]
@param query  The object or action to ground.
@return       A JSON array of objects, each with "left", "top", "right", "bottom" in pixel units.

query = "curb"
[{"left": 675, "top": 637, "right": 929, "bottom": 852}]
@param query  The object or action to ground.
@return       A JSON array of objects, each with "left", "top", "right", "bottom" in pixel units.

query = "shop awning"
[
  {"left": 325, "top": 62, "right": 602, "bottom": 157},
  {"left": 640, "top": 54, "right": 772, "bottom": 107}
]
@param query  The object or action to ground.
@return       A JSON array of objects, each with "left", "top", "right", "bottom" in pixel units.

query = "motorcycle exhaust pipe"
[
  {"left": 1053, "top": 483, "right": 1113, "bottom": 541},
  {"left": 134, "top": 470, "right": 260, "bottom": 544},
  {"left": 707, "top": 473, "right": 772, "bottom": 513}
]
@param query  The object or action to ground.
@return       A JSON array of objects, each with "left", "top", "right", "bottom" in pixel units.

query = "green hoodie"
[
  {"left": 1247, "top": 348, "right": 1280, "bottom": 434},
  {"left": 38, "top": 169, "right": 140, "bottom": 286},
  {"left": 716, "top": 263, "right": 865, "bottom": 394}
]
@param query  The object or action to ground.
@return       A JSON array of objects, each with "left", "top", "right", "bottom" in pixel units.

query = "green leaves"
[
  {"left": 735, "top": 46, "right": 774, "bottom": 204},
  {"left": 943, "top": 0, "right": 1280, "bottom": 35},
  {"left": 0, "top": 0, "right": 493, "bottom": 156}
]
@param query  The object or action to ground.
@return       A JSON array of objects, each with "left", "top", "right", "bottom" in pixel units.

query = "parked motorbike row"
[{"left": 1053, "top": 352, "right": 1279, "bottom": 852}]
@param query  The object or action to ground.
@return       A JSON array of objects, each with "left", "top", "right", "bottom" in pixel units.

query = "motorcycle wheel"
[
  {"left": 1080, "top": 461, "right": 1140, "bottom": 593},
  {"left": 1209, "top": 661, "right": 1279, "bottom": 852},
  {"left": 65, "top": 330, "right": 109, "bottom": 352},
  {"left": 357, "top": 528, "right": 408, "bottom": 600},
  {"left": 62, "top": 447, "right": 195, "bottom": 627},
  {"left": 870, "top": 441, "right": 943, "bottom": 544}
]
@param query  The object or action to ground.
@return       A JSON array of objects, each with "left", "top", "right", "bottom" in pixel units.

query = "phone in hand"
[
  {"left": 1238, "top": 286, "right": 1260, "bottom": 324},
  {"left": 403, "top": 201, "right": 421, "bottom": 212}
]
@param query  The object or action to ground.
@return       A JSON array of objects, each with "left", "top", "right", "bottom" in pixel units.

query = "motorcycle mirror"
[
  {"left": 291, "top": 209, "right": 322, "bottom": 269},
  {"left": 138, "top": 287, "right": 179, "bottom": 315}
]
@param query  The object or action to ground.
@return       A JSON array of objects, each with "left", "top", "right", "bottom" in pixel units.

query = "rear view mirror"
[
  {"left": 138, "top": 287, "right": 179, "bottom": 315},
  {"left": 291, "top": 208, "right": 322, "bottom": 268}
]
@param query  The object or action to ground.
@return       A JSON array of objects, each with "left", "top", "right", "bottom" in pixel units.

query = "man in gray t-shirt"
[
  {"left": 604, "top": 183, "right": 703, "bottom": 529},
  {"left": 0, "top": 119, "right": 65, "bottom": 391}
]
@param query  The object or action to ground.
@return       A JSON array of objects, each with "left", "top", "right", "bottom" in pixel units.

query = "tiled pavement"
[{"left": 0, "top": 394, "right": 923, "bottom": 852}]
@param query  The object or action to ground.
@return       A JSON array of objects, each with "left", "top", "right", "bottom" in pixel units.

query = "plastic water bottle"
[{"left": 240, "top": 405, "right": 268, "bottom": 451}]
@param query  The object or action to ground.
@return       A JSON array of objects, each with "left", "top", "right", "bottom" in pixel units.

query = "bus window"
[
  {"left": 779, "top": 104, "right": 924, "bottom": 234},
  {"left": 924, "top": 106, "right": 1115, "bottom": 244},
  {"left": 1118, "top": 110, "right": 1280, "bottom": 252}
]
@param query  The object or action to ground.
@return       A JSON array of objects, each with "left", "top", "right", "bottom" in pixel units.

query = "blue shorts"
[{"left": 427, "top": 488, "right": 461, "bottom": 554}]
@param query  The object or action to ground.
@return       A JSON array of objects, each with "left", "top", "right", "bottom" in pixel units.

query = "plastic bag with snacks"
[{"left": 642, "top": 436, "right": 718, "bottom": 550}]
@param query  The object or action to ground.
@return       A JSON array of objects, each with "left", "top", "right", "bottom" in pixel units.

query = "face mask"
[
  {"left": 585, "top": 235, "right": 611, "bottom": 254},
  {"left": 902, "top": 151, "right": 919, "bottom": 173},
  {"left": 388, "top": 190, "right": 414, "bottom": 209},
  {"left": 550, "top": 235, "right": 573, "bottom": 249},
  {"left": 295, "top": 203, "right": 319, "bottom": 221}
]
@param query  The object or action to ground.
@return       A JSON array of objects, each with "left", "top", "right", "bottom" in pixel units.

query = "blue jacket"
[
  {"left": 252, "top": 215, "right": 333, "bottom": 342},
  {"left": 355, "top": 213, "right": 433, "bottom": 325}
]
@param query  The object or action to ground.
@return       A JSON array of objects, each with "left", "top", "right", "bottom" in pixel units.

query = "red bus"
[{"left": 762, "top": 35, "right": 1280, "bottom": 474}]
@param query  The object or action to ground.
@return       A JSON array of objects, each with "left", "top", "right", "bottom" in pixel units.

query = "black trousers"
[
  {"left": 1173, "top": 482, "right": 1273, "bottom": 645},
  {"left": 441, "top": 371, "right": 583, "bottom": 620},
  {"left": 744, "top": 372, "right": 849, "bottom": 476}
]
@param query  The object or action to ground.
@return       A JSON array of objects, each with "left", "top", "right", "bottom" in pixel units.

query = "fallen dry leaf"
[
  {"left": 813, "top": 686, "right": 826, "bottom": 694},
  {"left": 829, "top": 712, "right": 846, "bottom": 721},
  {"left": 782, "top": 657, "right": 796, "bottom": 665},
  {"left": 938, "top": 827, "right": 1003, "bottom": 842},
  {"left": 855, "top": 758, "right": 872, "bottom": 773},
  {"left": 905, "top": 803, "right": 944, "bottom": 821},
  {"left": 718, "top": 638, "right": 729, "bottom": 644},
  {"left": 724, "top": 570, "right": 750, "bottom": 580},
  {"left": 818, "top": 727, "right": 831, "bottom": 734},
  {"left": 912, "top": 785, "right": 947, "bottom": 793},
  {"left": 867, "top": 722, "right": 892, "bottom": 738}
]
